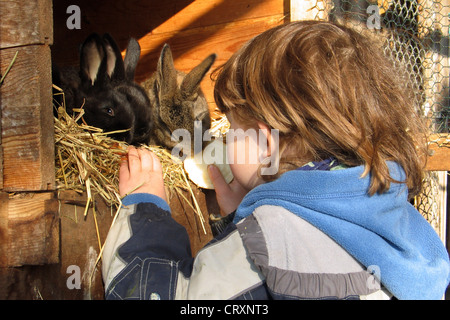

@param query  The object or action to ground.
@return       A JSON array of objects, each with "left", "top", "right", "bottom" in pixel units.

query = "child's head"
[{"left": 213, "top": 20, "right": 427, "bottom": 197}]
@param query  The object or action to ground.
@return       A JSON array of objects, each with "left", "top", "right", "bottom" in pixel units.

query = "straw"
[
  {"left": 0, "top": 51, "right": 19, "bottom": 86},
  {"left": 53, "top": 87, "right": 229, "bottom": 291}
]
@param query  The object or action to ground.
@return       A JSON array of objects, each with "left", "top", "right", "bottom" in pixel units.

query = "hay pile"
[{"left": 54, "top": 106, "right": 125, "bottom": 212}]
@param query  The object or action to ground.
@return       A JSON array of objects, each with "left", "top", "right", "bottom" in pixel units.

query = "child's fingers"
[
  {"left": 137, "top": 148, "right": 153, "bottom": 171},
  {"left": 208, "top": 165, "right": 231, "bottom": 194},
  {"left": 119, "top": 158, "right": 131, "bottom": 197},
  {"left": 127, "top": 146, "right": 141, "bottom": 174},
  {"left": 151, "top": 152, "right": 163, "bottom": 174},
  {"left": 137, "top": 148, "right": 163, "bottom": 175},
  {"left": 119, "top": 158, "right": 130, "bottom": 181}
]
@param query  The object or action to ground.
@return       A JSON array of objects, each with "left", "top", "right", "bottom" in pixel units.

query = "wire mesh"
[
  {"left": 307, "top": 0, "right": 450, "bottom": 132},
  {"left": 415, "top": 171, "right": 446, "bottom": 234}
]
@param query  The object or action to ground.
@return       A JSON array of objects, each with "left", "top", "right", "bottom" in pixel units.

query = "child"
[{"left": 102, "top": 21, "right": 450, "bottom": 300}]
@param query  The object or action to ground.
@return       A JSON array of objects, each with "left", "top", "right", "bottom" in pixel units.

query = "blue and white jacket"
[{"left": 102, "top": 161, "right": 450, "bottom": 300}]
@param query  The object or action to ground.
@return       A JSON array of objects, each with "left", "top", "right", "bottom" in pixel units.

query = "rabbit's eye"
[{"left": 104, "top": 107, "right": 115, "bottom": 117}]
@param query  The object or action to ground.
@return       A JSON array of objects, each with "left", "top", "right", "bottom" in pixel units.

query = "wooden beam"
[
  {"left": 52, "top": 0, "right": 285, "bottom": 66},
  {"left": 427, "top": 134, "right": 450, "bottom": 171},
  {"left": 135, "top": 14, "right": 286, "bottom": 115},
  {"left": 0, "top": 0, "right": 53, "bottom": 49},
  {"left": 0, "top": 45, "right": 55, "bottom": 191},
  {"left": 0, "top": 192, "right": 59, "bottom": 267}
]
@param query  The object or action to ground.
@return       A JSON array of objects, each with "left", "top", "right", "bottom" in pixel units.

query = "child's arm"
[
  {"left": 102, "top": 193, "right": 194, "bottom": 299},
  {"left": 102, "top": 147, "right": 193, "bottom": 299}
]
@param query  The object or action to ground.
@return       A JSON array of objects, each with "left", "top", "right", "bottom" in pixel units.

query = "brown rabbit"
[{"left": 140, "top": 44, "right": 216, "bottom": 157}]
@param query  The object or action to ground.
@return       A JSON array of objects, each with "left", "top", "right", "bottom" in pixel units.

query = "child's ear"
[
  {"left": 257, "top": 121, "right": 280, "bottom": 176},
  {"left": 257, "top": 121, "right": 275, "bottom": 158}
]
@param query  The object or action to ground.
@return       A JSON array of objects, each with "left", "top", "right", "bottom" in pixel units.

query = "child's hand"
[
  {"left": 119, "top": 146, "right": 167, "bottom": 202},
  {"left": 208, "top": 164, "right": 248, "bottom": 216}
]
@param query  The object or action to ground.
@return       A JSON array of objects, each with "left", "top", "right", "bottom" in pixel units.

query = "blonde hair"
[{"left": 213, "top": 20, "right": 427, "bottom": 197}]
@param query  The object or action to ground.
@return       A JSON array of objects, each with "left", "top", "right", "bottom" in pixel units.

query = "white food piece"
[{"left": 183, "top": 139, "right": 234, "bottom": 189}]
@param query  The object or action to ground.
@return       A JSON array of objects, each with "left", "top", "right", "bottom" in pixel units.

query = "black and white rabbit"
[
  {"left": 140, "top": 44, "right": 216, "bottom": 156},
  {"left": 53, "top": 33, "right": 152, "bottom": 145}
]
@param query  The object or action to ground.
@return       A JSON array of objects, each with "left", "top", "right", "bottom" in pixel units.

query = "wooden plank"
[
  {"left": 0, "top": 264, "right": 61, "bottom": 299},
  {"left": 0, "top": 96, "right": 2, "bottom": 190},
  {"left": 427, "top": 134, "right": 450, "bottom": 171},
  {"left": 147, "top": 0, "right": 286, "bottom": 35},
  {"left": 0, "top": 0, "right": 53, "bottom": 49},
  {"left": 0, "top": 192, "right": 59, "bottom": 267},
  {"left": 135, "top": 14, "right": 286, "bottom": 113},
  {"left": 0, "top": 45, "right": 55, "bottom": 191},
  {"left": 52, "top": 0, "right": 286, "bottom": 66},
  {"left": 291, "top": 0, "right": 328, "bottom": 21},
  {"left": 137, "top": 15, "right": 286, "bottom": 72},
  {"left": 427, "top": 146, "right": 450, "bottom": 171},
  {"left": 57, "top": 191, "right": 115, "bottom": 299}
]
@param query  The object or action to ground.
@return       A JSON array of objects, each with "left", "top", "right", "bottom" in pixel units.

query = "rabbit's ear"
[
  {"left": 102, "top": 33, "right": 126, "bottom": 81},
  {"left": 180, "top": 53, "right": 216, "bottom": 98},
  {"left": 80, "top": 33, "right": 107, "bottom": 86},
  {"left": 157, "top": 44, "right": 178, "bottom": 97},
  {"left": 124, "top": 38, "right": 141, "bottom": 81}
]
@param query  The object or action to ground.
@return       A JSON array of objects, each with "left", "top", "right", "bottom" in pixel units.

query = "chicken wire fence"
[{"left": 296, "top": 0, "right": 449, "bottom": 240}]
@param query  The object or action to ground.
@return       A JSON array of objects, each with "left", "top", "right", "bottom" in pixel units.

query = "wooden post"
[
  {"left": 0, "top": 0, "right": 54, "bottom": 192},
  {"left": 0, "top": 192, "right": 59, "bottom": 267},
  {"left": 0, "top": 0, "right": 57, "bottom": 267}
]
